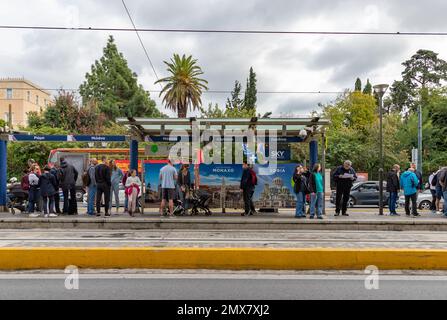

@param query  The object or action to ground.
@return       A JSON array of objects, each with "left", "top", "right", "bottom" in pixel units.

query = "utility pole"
[
  {"left": 417, "top": 105, "right": 423, "bottom": 174},
  {"left": 373, "top": 84, "right": 389, "bottom": 216},
  {"left": 8, "top": 104, "right": 12, "bottom": 131}
]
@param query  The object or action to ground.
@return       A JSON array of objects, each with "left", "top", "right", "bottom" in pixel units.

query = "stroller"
[
  {"left": 190, "top": 189, "right": 212, "bottom": 216},
  {"left": 7, "top": 183, "right": 28, "bottom": 215}
]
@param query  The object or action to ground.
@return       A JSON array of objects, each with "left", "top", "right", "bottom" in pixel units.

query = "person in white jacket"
[{"left": 125, "top": 169, "right": 141, "bottom": 216}]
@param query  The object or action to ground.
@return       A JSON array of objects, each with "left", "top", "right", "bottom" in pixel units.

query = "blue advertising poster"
[
  {"left": 253, "top": 163, "right": 298, "bottom": 208},
  {"left": 143, "top": 162, "right": 298, "bottom": 208}
]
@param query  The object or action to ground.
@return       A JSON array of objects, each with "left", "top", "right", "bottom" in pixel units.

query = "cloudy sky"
[{"left": 1, "top": 0, "right": 447, "bottom": 117}]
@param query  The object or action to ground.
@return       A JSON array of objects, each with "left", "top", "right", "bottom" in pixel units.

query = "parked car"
[
  {"left": 398, "top": 189, "right": 445, "bottom": 210},
  {"left": 82, "top": 183, "right": 141, "bottom": 207},
  {"left": 330, "top": 181, "right": 390, "bottom": 207}
]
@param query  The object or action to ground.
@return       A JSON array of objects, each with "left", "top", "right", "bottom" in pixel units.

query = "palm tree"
[{"left": 156, "top": 54, "right": 208, "bottom": 118}]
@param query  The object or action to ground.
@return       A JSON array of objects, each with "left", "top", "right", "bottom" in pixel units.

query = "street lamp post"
[{"left": 373, "top": 84, "right": 389, "bottom": 216}]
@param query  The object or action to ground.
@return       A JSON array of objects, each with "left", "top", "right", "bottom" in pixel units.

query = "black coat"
[
  {"left": 177, "top": 170, "right": 191, "bottom": 187},
  {"left": 333, "top": 166, "right": 357, "bottom": 188},
  {"left": 59, "top": 161, "right": 78, "bottom": 188},
  {"left": 386, "top": 170, "right": 400, "bottom": 192},
  {"left": 240, "top": 168, "right": 253, "bottom": 189},
  {"left": 293, "top": 173, "right": 307, "bottom": 193},
  {"left": 95, "top": 164, "right": 111, "bottom": 186},
  {"left": 39, "top": 172, "right": 58, "bottom": 197}
]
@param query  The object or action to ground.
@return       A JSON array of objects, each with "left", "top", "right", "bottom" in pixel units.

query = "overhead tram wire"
[
  {"left": 0, "top": 87, "right": 344, "bottom": 94},
  {"left": 1, "top": 25, "right": 447, "bottom": 36},
  {"left": 121, "top": 0, "right": 162, "bottom": 90}
]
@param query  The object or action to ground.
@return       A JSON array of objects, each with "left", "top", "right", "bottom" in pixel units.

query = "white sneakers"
[{"left": 29, "top": 213, "right": 58, "bottom": 218}]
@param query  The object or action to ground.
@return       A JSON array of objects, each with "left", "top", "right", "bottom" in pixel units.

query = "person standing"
[
  {"left": 438, "top": 167, "right": 447, "bottom": 217},
  {"left": 95, "top": 156, "right": 111, "bottom": 217},
  {"left": 109, "top": 160, "right": 124, "bottom": 213},
  {"left": 59, "top": 157, "right": 78, "bottom": 215},
  {"left": 436, "top": 168, "right": 445, "bottom": 214},
  {"left": 410, "top": 163, "right": 423, "bottom": 191},
  {"left": 240, "top": 161, "right": 257, "bottom": 216},
  {"left": 177, "top": 164, "right": 192, "bottom": 213},
  {"left": 386, "top": 164, "right": 401, "bottom": 216},
  {"left": 400, "top": 167, "right": 420, "bottom": 217},
  {"left": 122, "top": 165, "right": 133, "bottom": 214},
  {"left": 125, "top": 169, "right": 141, "bottom": 216},
  {"left": 333, "top": 160, "right": 357, "bottom": 216},
  {"left": 27, "top": 166, "right": 41, "bottom": 217},
  {"left": 159, "top": 159, "right": 178, "bottom": 217},
  {"left": 308, "top": 163, "right": 324, "bottom": 219},
  {"left": 429, "top": 169, "right": 439, "bottom": 214},
  {"left": 50, "top": 163, "right": 61, "bottom": 214},
  {"left": 86, "top": 158, "right": 98, "bottom": 216},
  {"left": 39, "top": 166, "right": 58, "bottom": 217},
  {"left": 293, "top": 164, "right": 307, "bottom": 218}
]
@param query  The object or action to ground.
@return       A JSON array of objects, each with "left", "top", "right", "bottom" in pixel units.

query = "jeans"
[
  {"left": 27, "top": 187, "right": 40, "bottom": 213},
  {"left": 242, "top": 187, "right": 255, "bottom": 214},
  {"left": 295, "top": 191, "right": 305, "bottom": 217},
  {"left": 310, "top": 192, "right": 323, "bottom": 217},
  {"left": 443, "top": 190, "right": 447, "bottom": 216},
  {"left": 109, "top": 183, "right": 120, "bottom": 210},
  {"left": 389, "top": 191, "right": 398, "bottom": 214},
  {"left": 87, "top": 185, "right": 97, "bottom": 215},
  {"left": 62, "top": 186, "right": 77, "bottom": 214},
  {"left": 405, "top": 193, "right": 418, "bottom": 215},
  {"left": 124, "top": 195, "right": 128, "bottom": 211},
  {"left": 42, "top": 195, "right": 55, "bottom": 214},
  {"left": 96, "top": 183, "right": 111, "bottom": 214},
  {"left": 335, "top": 184, "right": 351, "bottom": 214}
]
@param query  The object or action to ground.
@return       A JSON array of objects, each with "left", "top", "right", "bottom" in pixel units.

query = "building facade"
[{"left": 0, "top": 77, "right": 51, "bottom": 128}]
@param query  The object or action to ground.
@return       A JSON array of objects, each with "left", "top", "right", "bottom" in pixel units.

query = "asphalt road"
[{"left": 1, "top": 273, "right": 447, "bottom": 300}]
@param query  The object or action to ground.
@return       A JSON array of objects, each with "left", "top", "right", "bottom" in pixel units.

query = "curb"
[
  {"left": 2, "top": 217, "right": 447, "bottom": 231},
  {"left": 1, "top": 247, "right": 447, "bottom": 270}
]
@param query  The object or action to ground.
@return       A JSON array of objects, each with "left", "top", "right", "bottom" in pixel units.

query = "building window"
[
  {"left": 36, "top": 95, "right": 39, "bottom": 105},
  {"left": 27, "top": 91, "right": 30, "bottom": 101},
  {"left": 6, "top": 88, "right": 12, "bottom": 99}
]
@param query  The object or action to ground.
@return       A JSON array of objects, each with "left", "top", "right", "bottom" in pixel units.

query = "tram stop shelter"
[{"left": 116, "top": 116, "right": 330, "bottom": 213}]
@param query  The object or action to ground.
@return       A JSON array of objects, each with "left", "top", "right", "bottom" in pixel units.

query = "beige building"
[{"left": 0, "top": 77, "right": 51, "bottom": 128}]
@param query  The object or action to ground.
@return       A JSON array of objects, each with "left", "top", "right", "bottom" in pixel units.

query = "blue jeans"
[
  {"left": 443, "top": 190, "right": 447, "bottom": 216},
  {"left": 87, "top": 185, "right": 97, "bottom": 215},
  {"left": 295, "top": 192, "right": 305, "bottom": 217},
  {"left": 310, "top": 192, "right": 323, "bottom": 217},
  {"left": 388, "top": 191, "right": 398, "bottom": 214},
  {"left": 27, "top": 187, "right": 40, "bottom": 213}
]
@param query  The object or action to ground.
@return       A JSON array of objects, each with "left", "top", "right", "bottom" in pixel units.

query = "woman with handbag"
[{"left": 125, "top": 169, "right": 141, "bottom": 217}]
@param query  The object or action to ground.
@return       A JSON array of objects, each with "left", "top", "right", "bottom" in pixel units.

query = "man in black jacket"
[
  {"left": 333, "top": 160, "right": 357, "bottom": 216},
  {"left": 50, "top": 162, "right": 61, "bottom": 214},
  {"left": 95, "top": 156, "right": 112, "bottom": 217},
  {"left": 410, "top": 163, "right": 423, "bottom": 191},
  {"left": 240, "top": 161, "right": 256, "bottom": 216},
  {"left": 386, "top": 164, "right": 401, "bottom": 216},
  {"left": 59, "top": 157, "right": 78, "bottom": 215}
]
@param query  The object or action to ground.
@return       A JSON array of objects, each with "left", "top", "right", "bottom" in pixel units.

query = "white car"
[
  {"left": 82, "top": 184, "right": 141, "bottom": 207},
  {"left": 398, "top": 189, "right": 444, "bottom": 210}
]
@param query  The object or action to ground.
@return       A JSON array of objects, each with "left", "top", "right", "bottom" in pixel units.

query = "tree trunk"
[{"left": 178, "top": 105, "right": 187, "bottom": 118}]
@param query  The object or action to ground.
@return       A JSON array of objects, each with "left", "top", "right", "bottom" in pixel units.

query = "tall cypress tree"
[
  {"left": 79, "top": 35, "right": 160, "bottom": 121},
  {"left": 244, "top": 67, "right": 257, "bottom": 111},
  {"left": 226, "top": 80, "right": 243, "bottom": 111},
  {"left": 355, "top": 78, "right": 362, "bottom": 91},
  {"left": 363, "top": 79, "right": 372, "bottom": 95}
]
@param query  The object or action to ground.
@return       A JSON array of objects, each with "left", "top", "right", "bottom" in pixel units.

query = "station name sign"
[{"left": 6, "top": 135, "right": 127, "bottom": 142}]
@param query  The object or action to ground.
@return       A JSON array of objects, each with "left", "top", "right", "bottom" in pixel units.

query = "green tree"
[
  {"left": 363, "top": 79, "right": 372, "bottom": 95},
  {"left": 199, "top": 103, "right": 225, "bottom": 118},
  {"left": 156, "top": 53, "right": 208, "bottom": 118},
  {"left": 226, "top": 81, "right": 243, "bottom": 113},
  {"left": 243, "top": 67, "right": 257, "bottom": 111},
  {"left": 389, "top": 49, "right": 447, "bottom": 115},
  {"left": 355, "top": 78, "right": 362, "bottom": 91},
  {"left": 79, "top": 35, "right": 160, "bottom": 120}
]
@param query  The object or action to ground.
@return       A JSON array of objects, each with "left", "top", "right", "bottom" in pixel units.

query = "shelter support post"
[
  {"left": 0, "top": 140, "right": 7, "bottom": 212},
  {"left": 130, "top": 139, "right": 139, "bottom": 174},
  {"left": 309, "top": 138, "right": 318, "bottom": 170}
]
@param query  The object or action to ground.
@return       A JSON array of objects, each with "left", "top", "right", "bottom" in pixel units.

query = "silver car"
[{"left": 398, "top": 189, "right": 444, "bottom": 210}]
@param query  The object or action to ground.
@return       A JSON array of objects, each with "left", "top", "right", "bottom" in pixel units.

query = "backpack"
[
  {"left": 82, "top": 170, "right": 91, "bottom": 187},
  {"left": 21, "top": 174, "right": 30, "bottom": 191},
  {"left": 431, "top": 174, "right": 438, "bottom": 187},
  {"left": 249, "top": 168, "right": 257, "bottom": 186}
]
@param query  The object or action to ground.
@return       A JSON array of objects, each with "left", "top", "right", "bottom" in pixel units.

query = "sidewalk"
[{"left": 1, "top": 206, "right": 447, "bottom": 231}]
